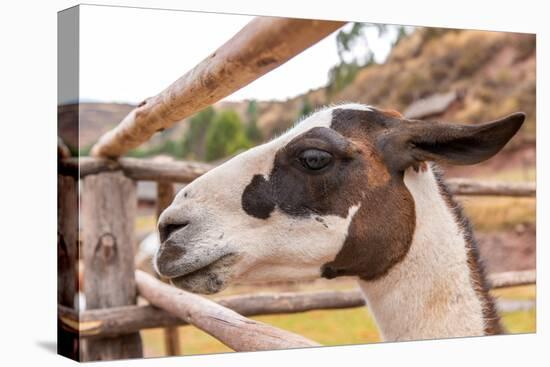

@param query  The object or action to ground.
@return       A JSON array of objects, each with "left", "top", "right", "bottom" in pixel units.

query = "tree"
[
  {"left": 204, "top": 110, "right": 251, "bottom": 162},
  {"left": 181, "top": 106, "right": 216, "bottom": 159},
  {"left": 326, "top": 23, "right": 406, "bottom": 97},
  {"left": 326, "top": 60, "right": 362, "bottom": 97},
  {"left": 297, "top": 98, "right": 313, "bottom": 120},
  {"left": 245, "top": 99, "right": 262, "bottom": 142}
]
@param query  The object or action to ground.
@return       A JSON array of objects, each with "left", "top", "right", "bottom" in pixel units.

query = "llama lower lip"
[
  {"left": 168, "top": 253, "right": 236, "bottom": 281},
  {"left": 170, "top": 271, "right": 224, "bottom": 294},
  {"left": 168, "top": 253, "right": 238, "bottom": 294},
  {"left": 170, "top": 259, "right": 219, "bottom": 282}
]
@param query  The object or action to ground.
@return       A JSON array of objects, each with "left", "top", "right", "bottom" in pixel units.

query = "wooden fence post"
[
  {"left": 81, "top": 171, "right": 143, "bottom": 361},
  {"left": 57, "top": 173, "right": 80, "bottom": 360},
  {"left": 156, "top": 181, "right": 181, "bottom": 356}
]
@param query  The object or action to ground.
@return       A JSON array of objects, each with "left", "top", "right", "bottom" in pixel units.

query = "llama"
[{"left": 154, "top": 104, "right": 524, "bottom": 341}]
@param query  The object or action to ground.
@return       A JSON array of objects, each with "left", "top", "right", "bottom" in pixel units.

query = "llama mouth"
[{"left": 168, "top": 253, "right": 239, "bottom": 294}]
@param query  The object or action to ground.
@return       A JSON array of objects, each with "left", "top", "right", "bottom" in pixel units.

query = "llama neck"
[{"left": 358, "top": 165, "right": 499, "bottom": 341}]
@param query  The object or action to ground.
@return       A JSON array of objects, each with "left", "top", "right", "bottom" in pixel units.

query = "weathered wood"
[
  {"left": 59, "top": 304, "right": 179, "bottom": 339},
  {"left": 60, "top": 269, "right": 535, "bottom": 339},
  {"left": 488, "top": 269, "right": 536, "bottom": 289},
  {"left": 155, "top": 182, "right": 181, "bottom": 356},
  {"left": 58, "top": 137, "right": 71, "bottom": 159},
  {"left": 448, "top": 178, "right": 536, "bottom": 197},
  {"left": 216, "top": 288, "right": 365, "bottom": 315},
  {"left": 90, "top": 17, "right": 345, "bottom": 158},
  {"left": 156, "top": 181, "right": 175, "bottom": 219},
  {"left": 66, "top": 157, "right": 536, "bottom": 197},
  {"left": 59, "top": 289, "right": 364, "bottom": 338},
  {"left": 81, "top": 172, "right": 143, "bottom": 361},
  {"left": 57, "top": 174, "right": 80, "bottom": 359},
  {"left": 136, "top": 270, "right": 320, "bottom": 351},
  {"left": 73, "top": 157, "right": 212, "bottom": 182}
]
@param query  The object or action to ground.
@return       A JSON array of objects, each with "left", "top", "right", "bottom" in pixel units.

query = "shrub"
[
  {"left": 297, "top": 98, "right": 313, "bottom": 120},
  {"left": 204, "top": 110, "right": 251, "bottom": 161},
  {"left": 245, "top": 100, "right": 262, "bottom": 143},
  {"left": 181, "top": 106, "right": 216, "bottom": 159}
]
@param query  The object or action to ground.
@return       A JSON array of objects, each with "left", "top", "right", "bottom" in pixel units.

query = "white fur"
[
  {"left": 159, "top": 105, "right": 366, "bottom": 284},
  {"left": 358, "top": 165, "right": 486, "bottom": 341},
  {"left": 158, "top": 103, "right": 486, "bottom": 341}
]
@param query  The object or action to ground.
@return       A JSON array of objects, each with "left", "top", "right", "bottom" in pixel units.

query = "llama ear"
[{"left": 378, "top": 112, "right": 525, "bottom": 171}]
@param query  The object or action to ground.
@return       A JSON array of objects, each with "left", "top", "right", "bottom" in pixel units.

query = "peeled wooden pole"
[
  {"left": 135, "top": 270, "right": 320, "bottom": 351},
  {"left": 91, "top": 17, "right": 345, "bottom": 158},
  {"left": 448, "top": 179, "right": 536, "bottom": 197},
  {"left": 488, "top": 269, "right": 536, "bottom": 289}
]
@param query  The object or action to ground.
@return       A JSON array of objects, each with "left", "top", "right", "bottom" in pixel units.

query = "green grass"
[
  {"left": 256, "top": 308, "right": 380, "bottom": 345},
  {"left": 140, "top": 308, "right": 379, "bottom": 357}
]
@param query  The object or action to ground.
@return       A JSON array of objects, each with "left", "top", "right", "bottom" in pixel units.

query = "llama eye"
[{"left": 299, "top": 149, "right": 333, "bottom": 171}]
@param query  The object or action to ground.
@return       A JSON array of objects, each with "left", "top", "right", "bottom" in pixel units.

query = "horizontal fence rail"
[
  {"left": 68, "top": 157, "right": 211, "bottom": 182},
  {"left": 134, "top": 271, "right": 320, "bottom": 351},
  {"left": 59, "top": 270, "right": 535, "bottom": 340},
  {"left": 90, "top": 18, "right": 345, "bottom": 158},
  {"left": 62, "top": 157, "right": 536, "bottom": 197},
  {"left": 446, "top": 178, "right": 536, "bottom": 197}
]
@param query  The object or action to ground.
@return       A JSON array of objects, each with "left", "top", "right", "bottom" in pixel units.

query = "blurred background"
[{"left": 59, "top": 6, "right": 535, "bottom": 357}]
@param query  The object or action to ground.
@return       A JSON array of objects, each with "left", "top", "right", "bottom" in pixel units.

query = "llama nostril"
[{"left": 159, "top": 221, "right": 189, "bottom": 243}]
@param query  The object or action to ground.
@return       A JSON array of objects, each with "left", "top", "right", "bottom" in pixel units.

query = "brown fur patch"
[
  {"left": 242, "top": 126, "right": 365, "bottom": 220},
  {"left": 321, "top": 108, "right": 417, "bottom": 280},
  {"left": 321, "top": 179, "right": 416, "bottom": 280},
  {"left": 349, "top": 138, "right": 391, "bottom": 188}
]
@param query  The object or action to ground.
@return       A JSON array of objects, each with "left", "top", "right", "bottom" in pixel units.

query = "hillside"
[
  {"left": 70, "top": 27, "right": 535, "bottom": 174},
  {"left": 337, "top": 29, "right": 535, "bottom": 136},
  {"left": 58, "top": 102, "right": 134, "bottom": 149},
  {"left": 246, "top": 28, "right": 535, "bottom": 142}
]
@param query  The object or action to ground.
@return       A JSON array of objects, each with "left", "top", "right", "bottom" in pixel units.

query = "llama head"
[{"left": 155, "top": 104, "right": 524, "bottom": 294}]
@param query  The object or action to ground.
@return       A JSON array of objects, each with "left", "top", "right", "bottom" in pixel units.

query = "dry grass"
[
  {"left": 492, "top": 285, "right": 536, "bottom": 301},
  {"left": 459, "top": 196, "right": 535, "bottom": 232},
  {"left": 475, "top": 167, "right": 535, "bottom": 182},
  {"left": 136, "top": 215, "right": 156, "bottom": 232}
]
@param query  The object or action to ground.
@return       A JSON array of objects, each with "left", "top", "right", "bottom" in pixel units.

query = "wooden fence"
[
  {"left": 57, "top": 16, "right": 536, "bottom": 362},
  {"left": 57, "top": 153, "right": 536, "bottom": 360}
]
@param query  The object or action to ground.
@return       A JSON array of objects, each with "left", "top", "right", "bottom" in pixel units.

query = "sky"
[{"left": 77, "top": 5, "right": 407, "bottom": 105}]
